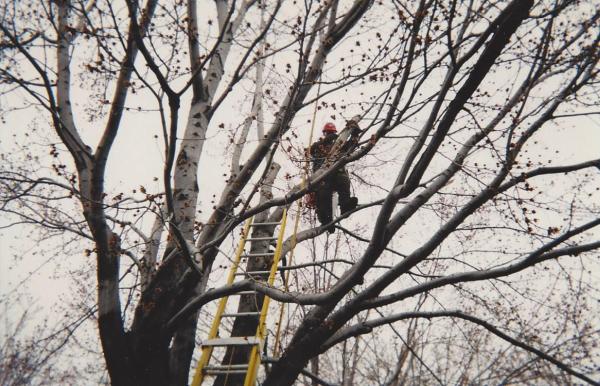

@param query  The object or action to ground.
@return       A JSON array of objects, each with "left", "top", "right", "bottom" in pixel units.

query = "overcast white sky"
[{"left": 1, "top": 2, "right": 600, "bottom": 384}]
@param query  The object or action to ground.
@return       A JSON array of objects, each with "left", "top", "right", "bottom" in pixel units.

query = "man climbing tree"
[{"left": 310, "top": 118, "right": 361, "bottom": 231}]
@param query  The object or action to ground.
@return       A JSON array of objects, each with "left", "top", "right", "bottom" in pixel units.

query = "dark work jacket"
[
  {"left": 310, "top": 133, "right": 340, "bottom": 172},
  {"left": 310, "top": 130, "right": 359, "bottom": 173}
]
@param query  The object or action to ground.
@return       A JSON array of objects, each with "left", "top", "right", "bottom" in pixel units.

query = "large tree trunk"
[{"left": 127, "top": 2, "right": 252, "bottom": 384}]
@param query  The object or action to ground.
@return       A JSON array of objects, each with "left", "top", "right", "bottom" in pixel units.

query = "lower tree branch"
[{"left": 322, "top": 310, "right": 599, "bottom": 385}]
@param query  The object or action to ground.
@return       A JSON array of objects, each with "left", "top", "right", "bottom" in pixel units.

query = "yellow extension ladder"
[{"left": 191, "top": 209, "right": 288, "bottom": 386}]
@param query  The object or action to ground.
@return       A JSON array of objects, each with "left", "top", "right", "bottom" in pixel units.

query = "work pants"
[{"left": 315, "top": 170, "right": 353, "bottom": 225}]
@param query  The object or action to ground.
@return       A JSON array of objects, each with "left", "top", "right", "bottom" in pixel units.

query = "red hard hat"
[{"left": 323, "top": 122, "right": 337, "bottom": 133}]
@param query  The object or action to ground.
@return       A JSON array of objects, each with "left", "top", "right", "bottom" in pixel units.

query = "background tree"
[{"left": 1, "top": 0, "right": 599, "bottom": 385}]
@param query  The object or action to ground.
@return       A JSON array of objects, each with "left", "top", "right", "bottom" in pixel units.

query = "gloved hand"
[{"left": 346, "top": 115, "right": 362, "bottom": 136}]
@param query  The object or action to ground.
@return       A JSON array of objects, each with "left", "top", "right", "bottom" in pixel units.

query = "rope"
[{"left": 273, "top": 81, "right": 322, "bottom": 357}]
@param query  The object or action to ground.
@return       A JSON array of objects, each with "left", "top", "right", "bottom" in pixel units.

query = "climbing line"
[{"left": 273, "top": 81, "right": 322, "bottom": 357}]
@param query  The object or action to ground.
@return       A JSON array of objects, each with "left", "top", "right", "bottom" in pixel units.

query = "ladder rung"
[
  {"left": 205, "top": 369, "right": 248, "bottom": 375},
  {"left": 204, "top": 364, "right": 249, "bottom": 372},
  {"left": 243, "top": 252, "right": 275, "bottom": 257},
  {"left": 246, "top": 236, "right": 278, "bottom": 241},
  {"left": 202, "top": 337, "right": 261, "bottom": 346},
  {"left": 234, "top": 290, "right": 257, "bottom": 295},
  {"left": 250, "top": 222, "right": 281, "bottom": 226},
  {"left": 221, "top": 311, "right": 260, "bottom": 318},
  {"left": 235, "top": 270, "right": 270, "bottom": 276}
]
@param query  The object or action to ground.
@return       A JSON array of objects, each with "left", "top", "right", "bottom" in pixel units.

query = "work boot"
[{"left": 341, "top": 197, "right": 358, "bottom": 214}]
